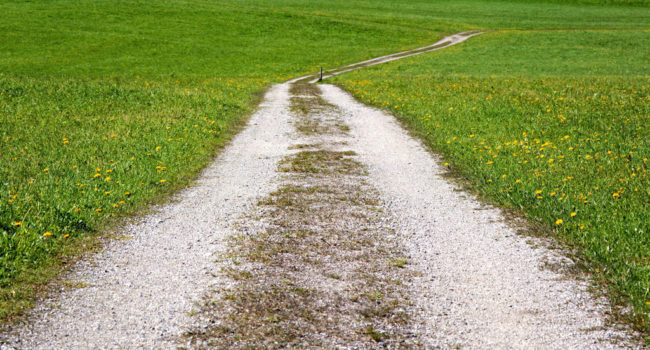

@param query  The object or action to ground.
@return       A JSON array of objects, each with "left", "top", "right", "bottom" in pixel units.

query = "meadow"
[
  {"left": 333, "top": 29, "right": 650, "bottom": 330},
  {"left": 1, "top": 0, "right": 648, "bottom": 332}
]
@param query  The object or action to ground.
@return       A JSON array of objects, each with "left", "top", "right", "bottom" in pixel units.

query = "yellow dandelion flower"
[
  {"left": 160, "top": 179, "right": 166, "bottom": 183},
  {"left": 555, "top": 219, "right": 563, "bottom": 225},
  {"left": 43, "top": 232, "right": 52, "bottom": 237},
  {"left": 104, "top": 177, "right": 111, "bottom": 182},
  {"left": 571, "top": 212, "right": 577, "bottom": 217},
  {"left": 93, "top": 173, "right": 101, "bottom": 178},
  {"left": 96, "top": 208, "right": 102, "bottom": 212},
  {"left": 43, "top": 168, "right": 49, "bottom": 172},
  {"left": 63, "top": 233, "right": 70, "bottom": 239},
  {"left": 486, "top": 161, "right": 494, "bottom": 165},
  {"left": 535, "top": 190, "right": 542, "bottom": 194},
  {"left": 13, "top": 221, "right": 22, "bottom": 227}
]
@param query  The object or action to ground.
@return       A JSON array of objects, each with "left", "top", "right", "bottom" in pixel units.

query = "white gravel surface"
[
  {"left": 1, "top": 84, "right": 294, "bottom": 349},
  {"left": 319, "top": 84, "right": 639, "bottom": 349}
]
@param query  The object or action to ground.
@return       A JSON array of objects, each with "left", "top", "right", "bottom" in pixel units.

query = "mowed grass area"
[
  {"left": 1, "top": 0, "right": 648, "bottom": 330},
  {"left": 333, "top": 27, "right": 650, "bottom": 331}
]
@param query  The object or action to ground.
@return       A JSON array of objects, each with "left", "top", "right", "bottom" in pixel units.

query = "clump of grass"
[
  {"left": 279, "top": 150, "right": 363, "bottom": 175},
  {"left": 365, "top": 325, "right": 387, "bottom": 342},
  {"left": 391, "top": 258, "right": 409, "bottom": 268}
]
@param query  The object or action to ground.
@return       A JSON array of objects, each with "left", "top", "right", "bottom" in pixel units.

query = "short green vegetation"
[{"left": 333, "top": 27, "right": 649, "bottom": 331}]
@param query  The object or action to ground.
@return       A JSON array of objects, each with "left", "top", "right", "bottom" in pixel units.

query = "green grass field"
[
  {"left": 1, "top": 0, "right": 649, "bottom": 333},
  {"left": 333, "top": 27, "right": 649, "bottom": 331}
]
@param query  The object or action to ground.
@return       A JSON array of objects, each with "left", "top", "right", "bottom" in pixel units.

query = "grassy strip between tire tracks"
[{"left": 332, "top": 29, "right": 650, "bottom": 333}]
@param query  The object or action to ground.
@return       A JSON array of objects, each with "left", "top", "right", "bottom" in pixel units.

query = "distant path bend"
[{"left": 288, "top": 30, "right": 483, "bottom": 84}]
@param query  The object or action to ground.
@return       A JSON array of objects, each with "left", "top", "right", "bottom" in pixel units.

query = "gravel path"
[{"left": 1, "top": 33, "right": 641, "bottom": 349}]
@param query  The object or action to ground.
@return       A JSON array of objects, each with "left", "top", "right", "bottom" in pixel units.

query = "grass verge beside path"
[{"left": 333, "top": 29, "right": 650, "bottom": 334}]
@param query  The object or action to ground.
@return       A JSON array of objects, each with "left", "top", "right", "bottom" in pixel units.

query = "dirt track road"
[{"left": 1, "top": 33, "right": 639, "bottom": 349}]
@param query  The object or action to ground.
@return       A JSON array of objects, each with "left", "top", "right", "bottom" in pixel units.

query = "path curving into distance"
[
  {"left": 288, "top": 30, "right": 483, "bottom": 84},
  {"left": 1, "top": 32, "right": 641, "bottom": 349}
]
